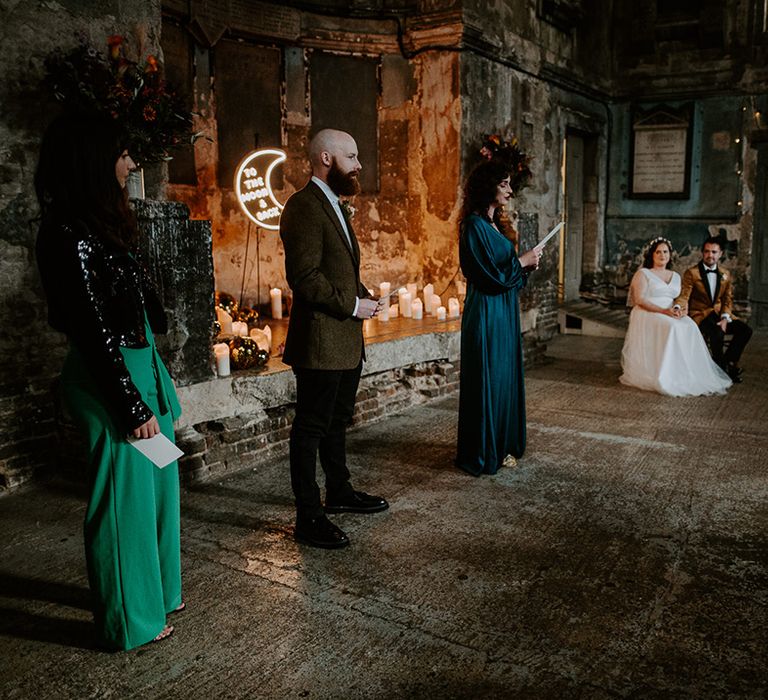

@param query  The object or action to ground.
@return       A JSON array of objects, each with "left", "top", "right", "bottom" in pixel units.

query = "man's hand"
[
  {"left": 354, "top": 297, "right": 380, "bottom": 320},
  {"left": 718, "top": 317, "right": 728, "bottom": 333}
]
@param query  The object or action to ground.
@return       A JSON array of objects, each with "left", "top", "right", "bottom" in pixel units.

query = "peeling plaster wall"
[{"left": 166, "top": 13, "right": 467, "bottom": 310}]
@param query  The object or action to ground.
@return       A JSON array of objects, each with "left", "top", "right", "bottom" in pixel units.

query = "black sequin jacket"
[{"left": 36, "top": 218, "right": 168, "bottom": 433}]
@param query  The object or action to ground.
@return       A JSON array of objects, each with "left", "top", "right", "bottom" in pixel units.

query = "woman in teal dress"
[
  {"left": 35, "top": 112, "right": 183, "bottom": 649},
  {"left": 456, "top": 161, "right": 542, "bottom": 476}
]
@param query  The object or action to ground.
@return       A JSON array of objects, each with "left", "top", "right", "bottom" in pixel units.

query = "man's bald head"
[
  {"left": 308, "top": 128, "right": 361, "bottom": 195},
  {"left": 309, "top": 129, "right": 356, "bottom": 168}
]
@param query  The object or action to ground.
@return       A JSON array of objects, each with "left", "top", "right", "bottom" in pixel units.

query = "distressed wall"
[
  {"left": 604, "top": 0, "right": 768, "bottom": 308},
  {"left": 0, "top": 1, "right": 161, "bottom": 490}
]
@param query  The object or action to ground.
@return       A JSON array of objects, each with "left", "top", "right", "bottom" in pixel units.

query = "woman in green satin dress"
[
  {"left": 35, "top": 112, "right": 183, "bottom": 650},
  {"left": 456, "top": 161, "right": 542, "bottom": 476}
]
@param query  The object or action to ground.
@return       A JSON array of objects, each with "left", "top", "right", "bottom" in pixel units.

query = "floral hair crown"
[
  {"left": 479, "top": 134, "right": 532, "bottom": 196},
  {"left": 646, "top": 236, "right": 673, "bottom": 252}
]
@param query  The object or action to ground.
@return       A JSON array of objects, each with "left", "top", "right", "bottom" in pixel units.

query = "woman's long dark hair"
[
  {"left": 34, "top": 111, "right": 138, "bottom": 250},
  {"left": 460, "top": 160, "right": 515, "bottom": 238},
  {"left": 642, "top": 238, "right": 673, "bottom": 269}
]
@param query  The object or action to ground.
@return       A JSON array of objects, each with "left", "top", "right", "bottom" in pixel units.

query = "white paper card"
[
  {"left": 535, "top": 221, "right": 564, "bottom": 250},
  {"left": 128, "top": 433, "right": 184, "bottom": 469}
]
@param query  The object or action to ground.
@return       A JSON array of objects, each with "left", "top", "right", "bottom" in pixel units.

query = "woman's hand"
[
  {"left": 519, "top": 247, "right": 542, "bottom": 269},
  {"left": 132, "top": 415, "right": 160, "bottom": 440}
]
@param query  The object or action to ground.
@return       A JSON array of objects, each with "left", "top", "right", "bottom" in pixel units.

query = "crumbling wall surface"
[
  {"left": 0, "top": 1, "right": 160, "bottom": 491},
  {"left": 606, "top": 96, "right": 756, "bottom": 307}
]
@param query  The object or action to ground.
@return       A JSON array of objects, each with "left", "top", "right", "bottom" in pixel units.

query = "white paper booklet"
[{"left": 128, "top": 433, "right": 184, "bottom": 469}]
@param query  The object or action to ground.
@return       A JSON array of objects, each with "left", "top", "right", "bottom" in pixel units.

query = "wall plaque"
[{"left": 629, "top": 104, "right": 693, "bottom": 199}]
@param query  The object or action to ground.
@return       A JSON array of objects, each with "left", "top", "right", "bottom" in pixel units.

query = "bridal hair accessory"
[{"left": 646, "top": 236, "right": 673, "bottom": 250}]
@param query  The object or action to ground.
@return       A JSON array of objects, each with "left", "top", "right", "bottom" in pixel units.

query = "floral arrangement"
[
  {"left": 480, "top": 134, "right": 533, "bottom": 195},
  {"left": 339, "top": 200, "right": 356, "bottom": 219},
  {"left": 43, "top": 35, "right": 198, "bottom": 165}
]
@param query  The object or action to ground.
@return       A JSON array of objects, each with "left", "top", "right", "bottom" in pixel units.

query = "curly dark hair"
[
  {"left": 642, "top": 237, "right": 673, "bottom": 269},
  {"left": 35, "top": 110, "right": 139, "bottom": 250},
  {"left": 460, "top": 160, "right": 514, "bottom": 235}
]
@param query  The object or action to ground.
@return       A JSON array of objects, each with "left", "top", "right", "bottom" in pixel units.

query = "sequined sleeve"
[{"left": 58, "top": 229, "right": 153, "bottom": 433}]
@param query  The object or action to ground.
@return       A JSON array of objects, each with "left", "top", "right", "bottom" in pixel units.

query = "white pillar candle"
[
  {"left": 397, "top": 287, "right": 407, "bottom": 314},
  {"left": 411, "top": 298, "right": 423, "bottom": 320},
  {"left": 378, "top": 298, "right": 390, "bottom": 322},
  {"left": 270, "top": 288, "right": 283, "bottom": 319},
  {"left": 430, "top": 294, "right": 441, "bottom": 315},
  {"left": 448, "top": 297, "right": 461, "bottom": 318},
  {"left": 389, "top": 303, "right": 399, "bottom": 318},
  {"left": 436, "top": 306, "right": 447, "bottom": 321},
  {"left": 236, "top": 321, "right": 249, "bottom": 336},
  {"left": 216, "top": 307, "right": 233, "bottom": 335},
  {"left": 401, "top": 291, "right": 412, "bottom": 317},
  {"left": 407, "top": 283, "right": 418, "bottom": 300},
  {"left": 423, "top": 283, "right": 434, "bottom": 313},
  {"left": 379, "top": 281, "right": 391, "bottom": 298},
  {"left": 213, "top": 343, "right": 230, "bottom": 377}
]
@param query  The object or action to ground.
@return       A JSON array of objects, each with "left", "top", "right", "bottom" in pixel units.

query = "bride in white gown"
[{"left": 620, "top": 237, "right": 731, "bottom": 397}]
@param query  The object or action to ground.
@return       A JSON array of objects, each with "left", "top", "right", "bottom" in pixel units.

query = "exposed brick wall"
[{"left": 174, "top": 359, "right": 461, "bottom": 485}]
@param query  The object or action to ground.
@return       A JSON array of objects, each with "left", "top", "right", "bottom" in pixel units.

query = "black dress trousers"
[{"left": 289, "top": 362, "right": 362, "bottom": 518}]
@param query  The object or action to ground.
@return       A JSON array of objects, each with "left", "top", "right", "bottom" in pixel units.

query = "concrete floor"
[{"left": 1, "top": 332, "right": 767, "bottom": 699}]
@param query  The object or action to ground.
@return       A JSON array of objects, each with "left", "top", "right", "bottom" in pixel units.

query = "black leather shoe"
[
  {"left": 294, "top": 515, "right": 350, "bottom": 549},
  {"left": 726, "top": 363, "right": 743, "bottom": 383},
  {"left": 325, "top": 490, "right": 389, "bottom": 514}
]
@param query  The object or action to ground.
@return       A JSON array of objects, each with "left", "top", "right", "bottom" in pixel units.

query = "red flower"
[
  {"left": 107, "top": 35, "right": 123, "bottom": 60},
  {"left": 143, "top": 105, "right": 157, "bottom": 121},
  {"left": 145, "top": 55, "right": 159, "bottom": 73}
]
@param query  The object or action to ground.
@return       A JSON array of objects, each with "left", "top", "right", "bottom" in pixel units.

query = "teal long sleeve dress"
[{"left": 456, "top": 213, "right": 528, "bottom": 476}]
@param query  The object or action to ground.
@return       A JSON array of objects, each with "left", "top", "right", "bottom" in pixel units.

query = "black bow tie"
[{"left": 704, "top": 269, "right": 717, "bottom": 274}]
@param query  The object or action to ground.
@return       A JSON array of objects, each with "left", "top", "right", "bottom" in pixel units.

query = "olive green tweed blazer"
[{"left": 280, "top": 180, "right": 369, "bottom": 370}]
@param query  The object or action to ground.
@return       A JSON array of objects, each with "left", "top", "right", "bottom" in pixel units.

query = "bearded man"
[{"left": 279, "top": 128, "right": 388, "bottom": 549}]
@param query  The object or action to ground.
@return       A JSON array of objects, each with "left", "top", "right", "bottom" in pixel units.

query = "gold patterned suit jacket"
[
  {"left": 279, "top": 180, "right": 369, "bottom": 370},
  {"left": 674, "top": 262, "right": 735, "bottom": 326}
]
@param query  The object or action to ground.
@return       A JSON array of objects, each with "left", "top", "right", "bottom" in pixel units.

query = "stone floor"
[{"left": 1, "top": 332, "right": 766, "bottom": 699}]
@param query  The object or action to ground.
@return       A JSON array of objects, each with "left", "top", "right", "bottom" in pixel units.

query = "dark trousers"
[
  {"left": 289, "top": 363, "right": 362, "bottom": 518},
  {"left": 699, "top": 313, "right": 753, "bottom": 367}
]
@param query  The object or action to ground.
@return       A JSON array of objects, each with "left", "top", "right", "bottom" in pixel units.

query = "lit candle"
[
  {"left": 448, "top": 297, "right": 460, "bottom": 318},
  {"left": 407, "top": 283, "right": 418, "bottom": 300},
  {"left": 431, "top": 294, "right": 441, "bottom": 315},
  {"left": 389, "top": 303, "right": 399, "bottom": 318},
  {"left": 379, "top": 281, "right": 391, "bottom": 298},
  {"left": 213, "top": 343, "right": 230, "bottom": 377},
  {"left": 238, "top": 321, "right": 250, "bottom": 336},
  {"left": 436, "top": 306, "right": 446, "bottom": 321},
  {"left": 411, "top": 298, "right": 423, "bottom": 320},
  {"left": 270, "top": 288, "right": 282, "bottom": 319},
  {"left": 401, "top": 291, "right": 412, "bottom": 317},
  {"left": 216, "top": 307, "right": 233, "bottom": 335},
  {"left": 423, "top": 283, "right": 434, "bottom": 313}
]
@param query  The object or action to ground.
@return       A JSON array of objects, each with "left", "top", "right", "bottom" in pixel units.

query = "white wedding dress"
[{"left": 619, "top": 268, "right": 732, "bottom": 396}]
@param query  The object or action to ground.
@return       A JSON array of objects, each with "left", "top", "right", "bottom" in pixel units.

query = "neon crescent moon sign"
[{"left": 234, "top": 148, "right": 287, "bottom": 230}]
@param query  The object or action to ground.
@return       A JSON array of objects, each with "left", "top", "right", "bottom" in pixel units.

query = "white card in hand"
[{"left": 128, "top": 432, "right": 184, "bottom": 468}]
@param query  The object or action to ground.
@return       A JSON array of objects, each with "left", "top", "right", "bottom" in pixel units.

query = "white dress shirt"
[
  {"left": 311, "top": 176, "right": 353, "bottom": 249},
  {"left": 703, "top": 264, "right": 718, "bottom": 298}
]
